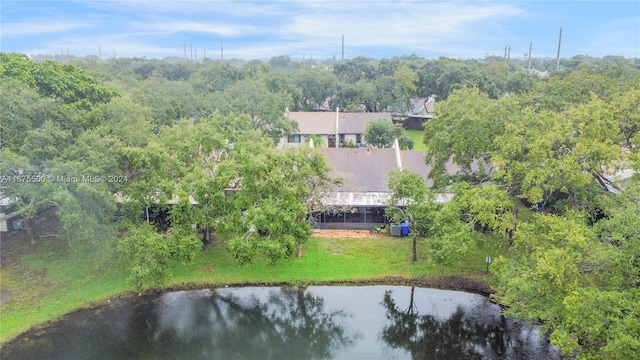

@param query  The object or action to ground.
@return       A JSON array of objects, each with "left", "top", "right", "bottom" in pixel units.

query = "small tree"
[
  {"left": 364, "top": 119, "right": 413, "bottom": 149},
  {"left": 386, "top": 169, "right": 436, "bottom": 262}
]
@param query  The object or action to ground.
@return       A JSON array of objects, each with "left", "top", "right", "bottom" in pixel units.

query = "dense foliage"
[{"left": 422, "top": 58, "right": 640, "bottom": 359}]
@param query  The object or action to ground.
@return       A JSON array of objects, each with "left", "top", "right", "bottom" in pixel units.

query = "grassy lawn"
[
  {"left": 406, "top": 129, "right": 428, "bottom": 150},
  {"left": 0, "top": 232, "right": 504, "bottom": 344}
]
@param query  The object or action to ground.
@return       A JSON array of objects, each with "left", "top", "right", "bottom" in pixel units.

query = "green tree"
[
  {"left": 31, "top": 59, "right": 118, "bottom": 110},
  {"left": 0, "top": 150, "right": 60, "bottom": 243},
  {"left": 386, "top": 169, "right": 436, "bottom": 262},
  {"left": 212, "top": 78, "right": 297, "bottom": 144},
  {"left": 117, "top": 222, "right": 171, "bottom": 290},
  {"left": 131, "top": 76, "right": 209, "bottom": 127},
  {"left": 492, "top": 213, "right": 608, "bottom": 327},
  {"left": 454, "top": 183, "right": 516, "bottom": 241},
  {"left": 593, "top": 178, "right": 640, "bottom": 288},
  {"left": 333, "top": 56, "right": 375, "bottom": 83},
  {"left": 493, "top": 94, "right": 621, "bottom": 208},
  {"left": 551, "top": 288, "right": 640, "bottom": 359},
  {"left": 295, "top": 68, "right": 337, "bottom": 110},
  {"left": 390, "top": 65, "right": 419, "bottom": 115},
  {"left": 0, "top": 78, "right": 69, "bottom": 152},
  {"left": 216, "top": 142, "right": 336, "bottom": 264},
  {"left": 364, "top": 119, "right": 413, "bottom": 149},
  {"left": 191, "top": 62, "right": 244, "bottom": 93},
  {"left": 611, "top": 87, "right": 640, "bottom": 150},
  {"left": 0, "top": 52, "right": 36, "bottom": 86},
  {"left": 423, "top": 87, "right": 513, "bottom": 187}
]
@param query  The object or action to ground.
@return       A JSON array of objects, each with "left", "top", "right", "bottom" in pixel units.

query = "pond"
[{"left": 2, "top": 286, "right": 559, "bottom": 359}]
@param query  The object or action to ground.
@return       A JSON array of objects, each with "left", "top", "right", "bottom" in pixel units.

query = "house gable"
[{"left": 281, "top": 111, "right": 393, "bottom": 148}]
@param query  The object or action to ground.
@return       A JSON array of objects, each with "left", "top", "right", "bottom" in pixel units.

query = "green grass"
[
  {"left": 0, "top": 234, "right": 502, "bottom": 344},
  {"left": 406, "top": 129, "right": 428, "bottom": 150}
]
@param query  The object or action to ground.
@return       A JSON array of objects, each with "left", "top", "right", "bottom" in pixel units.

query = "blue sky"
[{"left": 1, "top": 1, "right": 638, "bottom": 60}]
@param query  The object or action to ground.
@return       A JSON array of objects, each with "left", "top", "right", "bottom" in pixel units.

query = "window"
[
  {"left": 287, "top": 134, "right": 301, "bottom": 143},
  {"left": 356, "top": 134, "right": 362, "bottom": 144}
]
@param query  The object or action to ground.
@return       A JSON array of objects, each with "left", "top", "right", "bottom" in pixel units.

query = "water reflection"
[
  {"left": 2, "top": 286, "right": 559, "bottom": 360},
  {"left": 150, "top": 287, "right": 355, "bottom": 359},
  {"left": 3, "top": 287, "right": 356, "bottom": 360},
  {"left": 381, "top": 287, "right": 556, "bottom": 359}
]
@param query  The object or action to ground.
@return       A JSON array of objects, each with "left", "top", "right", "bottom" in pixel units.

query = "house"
[
  {"left": 279, "top": 110, "right": 393, "bottom": 148},
  {"left": 311, "top": 143, "right": 464, "bottom": 229},
  {"left": 403, "top": 96, "right": 436, "bottom": 130},
  {"left": 0, "top": 196, "right": 25, "bottom": 232}
]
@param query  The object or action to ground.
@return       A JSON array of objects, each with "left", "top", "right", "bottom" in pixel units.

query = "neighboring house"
[
  {"left": 279, "top": 110, "right": 393, "bottom": 148},
  {"left": 528, "top": 68, "right": 550, "bottom": 78},
  {"left": 403, "top": 96, "right": 436, "bottom": 130},
  {"left": 0, "top": 196, "right": 23, "bottom": 232},
  {"left": 312, "top": 142, "right": 465, "bottom": 229}
]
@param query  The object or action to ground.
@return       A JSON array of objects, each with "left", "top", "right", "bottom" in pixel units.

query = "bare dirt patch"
[{"left": 311, "top": 229, "right": 374, "bottom": 238}]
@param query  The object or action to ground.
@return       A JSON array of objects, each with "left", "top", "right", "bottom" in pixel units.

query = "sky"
[{"left": 1, "top": 1, "right": 638, "bottom": 61}]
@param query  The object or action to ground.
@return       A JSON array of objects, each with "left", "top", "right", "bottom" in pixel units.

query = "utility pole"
[
  {"left": 506, "top": 45, "right": 511, "bottom": 65},
  {"left": 527, "top": 42, "right": 533, "bottom": 71},
  {"left": 99, "top": 45, "right": 102, "bottom": 61},
  {"left": 184, "top": 44, "right": 187, "bottom": 59},
  {"left": 341, "top": 34, "right": 344, "bottom": 61},
  {"left": 504, "top": 45, "right": 508, "bottom": 62},
  {"left": 556, "top": 26, "right": 563, "bottom": 71},
  {"left": 221, "top": 41, "right": 224, "bottom": 62}
]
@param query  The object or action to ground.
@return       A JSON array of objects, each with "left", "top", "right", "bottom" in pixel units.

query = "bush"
[{"left": 117, "top": 223, "right": 171, "bottom": 290}]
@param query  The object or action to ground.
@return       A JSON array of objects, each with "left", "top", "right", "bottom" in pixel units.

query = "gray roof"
[
  {"left": 317, "top": 148, "right": 475, "bottom": 193},
  {"left": 286, "top": 111, "right": 392, "bottom": 135},
  {"left": 317, "top": 148, "right": 401, "bottom": 192},
  {"left": 408, "top": 96, "right": 436, "bottom": 119}
]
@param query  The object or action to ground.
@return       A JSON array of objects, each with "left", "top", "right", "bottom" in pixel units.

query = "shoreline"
[{"left": 0, "top": 275, "right": 494, "bottom": 346}]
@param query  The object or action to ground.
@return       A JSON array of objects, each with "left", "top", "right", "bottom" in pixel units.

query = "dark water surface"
[{"left": 2, "top": 286, "right": 559, "bottom": 359}]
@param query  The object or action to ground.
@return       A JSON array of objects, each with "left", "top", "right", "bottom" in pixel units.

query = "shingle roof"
[
  {"left": 316, "top": 148, "right": 472, "bottom": 192},
  {"left": 316, "top": 148, "right": 400, "bottom": 192},
  {"left": 287, "top": 112, "right": 392, "bottom": 135}
]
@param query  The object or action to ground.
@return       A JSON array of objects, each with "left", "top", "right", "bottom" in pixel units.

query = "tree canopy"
[{"left": 420, "top": 56, "right": 640, "bottom": 359}]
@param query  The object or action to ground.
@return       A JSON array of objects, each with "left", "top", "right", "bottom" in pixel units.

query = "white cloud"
[
  {"left": 1, "top": 20, "right": 90, "bottom": 36},
  {"left": 132, "top": 21, "right": 251, "bottom": 37},
  {"left": 1, "top": 1, "right": 636, "bottom": 59}
]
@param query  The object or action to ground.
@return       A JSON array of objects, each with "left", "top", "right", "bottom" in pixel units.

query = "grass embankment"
[{"left": 0, "top": 233, "right": 504, "bottom": 344}]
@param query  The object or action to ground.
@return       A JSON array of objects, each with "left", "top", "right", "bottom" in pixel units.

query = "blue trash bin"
[{"left": 400, "top": 222, "right": 409, "bottom": 236}]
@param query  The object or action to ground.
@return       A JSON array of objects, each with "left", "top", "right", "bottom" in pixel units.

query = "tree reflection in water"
[
  {"left": 381, "top": 287, "right": 558, "bottom": 360},
  {"left": 2, "top": 287, "right": 356, "bottom": 360},
  {"left": 3, "top": 286, "right": 559, "bottom": 360},
  {"left": 148, "top": 287, "right": 356, "bottom": 359}
]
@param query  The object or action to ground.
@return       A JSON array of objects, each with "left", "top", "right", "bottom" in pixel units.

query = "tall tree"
[
  {"left": 423, "top": 87, "right": 514, "bottom": 187},
  {"left": 493, "top": 94, "right": 621, "bottom": 208},
  {"left": 219, "top": 143, "right": 336, "bottom": 264}
]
